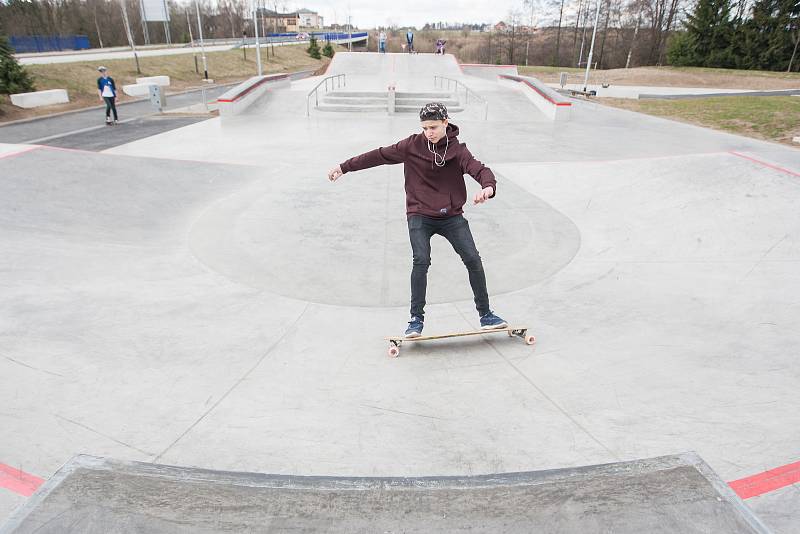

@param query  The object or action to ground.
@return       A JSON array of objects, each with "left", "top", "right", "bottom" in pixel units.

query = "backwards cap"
[{"left": 419, "top": 102, "right": 448, "bottom": 121}]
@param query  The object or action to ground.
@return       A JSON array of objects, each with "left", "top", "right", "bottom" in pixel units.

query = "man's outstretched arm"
[
  {"left": 460, "top": 146, "right": 497, "bottom": 204},
  {"left": 327, "top": 136, "right": 412, "bottom": 182}
]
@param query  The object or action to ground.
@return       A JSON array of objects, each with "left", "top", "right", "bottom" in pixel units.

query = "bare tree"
[{"left": 552, "top": 0, "right": 566, "bottom": 65}]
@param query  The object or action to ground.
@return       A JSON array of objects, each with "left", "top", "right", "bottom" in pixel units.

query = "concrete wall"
[
  {"left": 217, "top": 73, "right": 291, "bottom": 118},
  {"left": 136, "top": 76, "right": 170, "bottom": 87},
  {"left": 122, "top": 84, "right": 151, "bottom": 97},
  {"left": 10, "top": 89, "right": 69, "bottom": 108},
  {"left": 499, "top": 74, "right": 571, "bottom": 121}
]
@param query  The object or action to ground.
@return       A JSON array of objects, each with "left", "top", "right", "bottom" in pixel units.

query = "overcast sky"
[{"left": 270, "top": 0, "right": 561, "bottom": 29}]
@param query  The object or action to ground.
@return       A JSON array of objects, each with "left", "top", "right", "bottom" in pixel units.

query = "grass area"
[
  {"left": 518, "top": 65, "right": 800, "bottom": 89},
  {"left": 0, "top": 44, "right": 329, "bottom": 123},
  {"left": 518, "top": 65, "right": 584, "bottom": 75},
  {"left": 667, "top": 66, "right": 800, "bottom": 80},
  {"left": 601, "top": 96, "right": 800, "bottom": 146}
]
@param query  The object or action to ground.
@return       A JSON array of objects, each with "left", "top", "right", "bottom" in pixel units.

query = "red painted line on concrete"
[
  {"left": 0, "top": 145, "right": 41, "bottom": 160},
  {"left": 729, "top": 151, "right": 800, "bottom": 177},
  {"left": 728, "top": 460, "right": 800, "bottom": 499},
  {"left": 39, "top": 145, "right": 94, "bottom": 155},
  {"left": 0, "top": 463, "right": 44, "bottom": 497}
]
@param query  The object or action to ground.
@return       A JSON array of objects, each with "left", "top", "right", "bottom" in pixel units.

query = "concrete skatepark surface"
[{"left": 1, "top": 52, "right": 799, "bottom": 531}]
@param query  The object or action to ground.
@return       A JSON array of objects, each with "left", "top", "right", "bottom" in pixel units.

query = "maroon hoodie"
[{"left": 339, "top": 123, "right": 497, "bottom": 218}]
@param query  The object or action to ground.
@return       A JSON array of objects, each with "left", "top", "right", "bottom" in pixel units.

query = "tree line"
[
  {"left": 668, "top": 0, "right": 799, "bottom": 72},
  {"left": 1, "top": 0, "right": 798, "bottom": 72},
  {"left": 0, "top": 0, "right": 281, "bottom": 49}
]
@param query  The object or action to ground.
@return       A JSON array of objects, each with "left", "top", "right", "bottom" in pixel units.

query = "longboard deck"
[{"left": 386, "top": 326, "right": 534, "bottom": 357}]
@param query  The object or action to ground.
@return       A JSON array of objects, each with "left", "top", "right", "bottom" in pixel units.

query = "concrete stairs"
[{"left": 315, "top": 91, "right": 463, "bottom": 113}]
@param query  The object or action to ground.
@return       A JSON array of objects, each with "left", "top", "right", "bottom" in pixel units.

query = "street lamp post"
[
  {"left": 195, "top": 0, "right": 209, "bottom": 80},
  {"left": 582, "top": 0, "right": 601, "bottom": 92},
  {"left": 253, "top": 1, "right": 263, "bottom": 75}
]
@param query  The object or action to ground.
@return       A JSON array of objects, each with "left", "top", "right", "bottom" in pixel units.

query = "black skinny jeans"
[
  {"left": 407, "top": 214, "right": 490, "bottom": 319},
  {"left": 103, "top": 97, "right": 118, "bottom": 120}
]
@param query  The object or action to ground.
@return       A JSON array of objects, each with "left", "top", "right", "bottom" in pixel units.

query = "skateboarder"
[
  {"left": 327, "top": 102, "right": 507, "bottom": 338},
  {"left": 96, "top": 66, "right": 118, "bottom": 125}
]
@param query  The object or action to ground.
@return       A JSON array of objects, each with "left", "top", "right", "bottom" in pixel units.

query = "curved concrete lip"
[{"left": 0, "top": 453, "right": 771, "bottom": 533}]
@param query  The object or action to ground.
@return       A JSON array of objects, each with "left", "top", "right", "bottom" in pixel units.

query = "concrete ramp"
[
  {"left": 1, "top": 453, "right": 771, "bottom": 533},
  {"left": 325, "top": 52, "right": 463, "bottom": 91}
]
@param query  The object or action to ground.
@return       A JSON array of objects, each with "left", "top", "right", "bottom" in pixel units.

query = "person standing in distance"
[
  {"left": 327, "top": 102, "right": 508, "bottom": 338},
  {"left": 97, "top": 66, "right": 118, "bottom": 125},
  {"left": 406, "top": 29, "right": 414, "bottom": 53},
  {"left": 379, "top": 30, "right": 387, "bottom": 53}
]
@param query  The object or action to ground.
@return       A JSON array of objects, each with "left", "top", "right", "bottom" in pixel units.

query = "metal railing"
[
  {"left": 183, "top": 84, "right": 219, "bottom": 113},
  {"left": 434, "top": 75, "right": 488, "bottom": 120},
  {"left": 306, "top": 74, "right": 346, "bottom": 116}
]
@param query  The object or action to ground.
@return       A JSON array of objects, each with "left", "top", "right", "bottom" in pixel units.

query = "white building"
[{"left": 298, "top": 8, "right": 324, "bottom": 29}]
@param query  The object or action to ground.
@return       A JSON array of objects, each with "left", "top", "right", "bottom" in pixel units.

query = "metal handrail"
[
  {"left": 184, "top": 84, "right": 219, "bottom": 112},
  {"left": 306, "top": 74, "right": 346, "bottom": 116},
  {"left": 433, "top": 75, "right": 488, "bottom": 120}
]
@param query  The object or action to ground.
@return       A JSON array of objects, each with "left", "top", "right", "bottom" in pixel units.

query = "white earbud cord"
[{"left": 426, "top": 135, "right": 449, "bottom": 167}]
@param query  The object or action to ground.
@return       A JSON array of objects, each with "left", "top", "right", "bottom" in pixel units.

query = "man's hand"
[
  {"left": 328, "top": 165, "right": 343, "bottom": 182},
  {"left": 473, "top": 186, "right": 494, "bottom": 205}
]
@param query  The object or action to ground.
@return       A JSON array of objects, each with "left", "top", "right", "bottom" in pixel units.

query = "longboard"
[{"left": 386, "top": 326, "right": 534, "bottom": 358}]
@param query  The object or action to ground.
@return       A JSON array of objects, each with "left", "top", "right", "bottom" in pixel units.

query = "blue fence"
[
  {"left": 266, "top": 32, "right": 368, "bottom": 41},
  {"left": 9, "top": 35, "right": 91, "bottom": 53}
]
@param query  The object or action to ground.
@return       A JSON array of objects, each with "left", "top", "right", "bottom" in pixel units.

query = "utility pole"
[
  {"left": 195, "top": 0, "right": 209, "bottom": 80},
  {"left": 120, "top": 0, "right": 141, "bottom": 74},
  {"left": 582, "top": 0, "right": 601, "bottom": 92},
  {"left": 186, "top": 9, "right": 198, "bottom": 73},
  {"left": 161, "top": 0, "right": 171, "bottom": 44},
  {"left": 253, "top": 0, "right": 263, "bottom": 75}
]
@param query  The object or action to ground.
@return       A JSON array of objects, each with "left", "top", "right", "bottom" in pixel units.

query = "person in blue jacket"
[
  {"left": 96, "top": 66, "right": 118, "bottom": 125},
  {"left": 406, "top": 30, "right": 414, "bottom": 53}
]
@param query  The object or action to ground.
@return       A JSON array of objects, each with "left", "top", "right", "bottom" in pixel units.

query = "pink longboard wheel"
[
  {"left": 525, "top": 335, "right": 536, "bottom": 345},
  {"left": 388, "top": 346, "right": 400, "bottom": 358}
]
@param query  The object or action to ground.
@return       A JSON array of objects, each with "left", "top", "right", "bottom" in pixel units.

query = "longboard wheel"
[
  {"left": 507, "top": 330, "right": 513, "bottom": 337},
  {"left": 525, "top": 335, "right": 536, "bottom": 345},
  {"left": 388, "top": 346, "right": 400, "bottom": 358}
]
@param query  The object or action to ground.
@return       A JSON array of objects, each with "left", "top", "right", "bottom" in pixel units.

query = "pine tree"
[
  {"left": 322, "top": 41, "right": 334, "bottom": 58},
  {"left": 0, "top": 33, "right": 36, "bottom": 95},
  {"left": 307, "top": 36, "right": 321, "bottom": 59},
  {"left": 680, "top": 0, "right": 737, "bottom": 68},
  {"left": 739, "top": 0, "right": 800, "bottom": 70}
]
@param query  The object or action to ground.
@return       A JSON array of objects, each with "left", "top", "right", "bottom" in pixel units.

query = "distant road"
[
  {"left": 18, "top": 35, "right": 369, "bottom": 65},
  {"left": 18, "top": 44, "right": 236, "bottom": 65}
]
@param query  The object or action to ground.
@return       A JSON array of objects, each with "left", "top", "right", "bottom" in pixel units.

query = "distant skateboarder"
[
  {"left": 406, "top": 30, "right": 414, "bottom": 53},
  {"left": 96, "top": 66, "right": 118, "bottom": 125},
  {"left": 435, "top": 38, "right": 447, "bottom": 55},
  {"left": 327, "top": 102, "right": 507, "bottom": 338}
]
